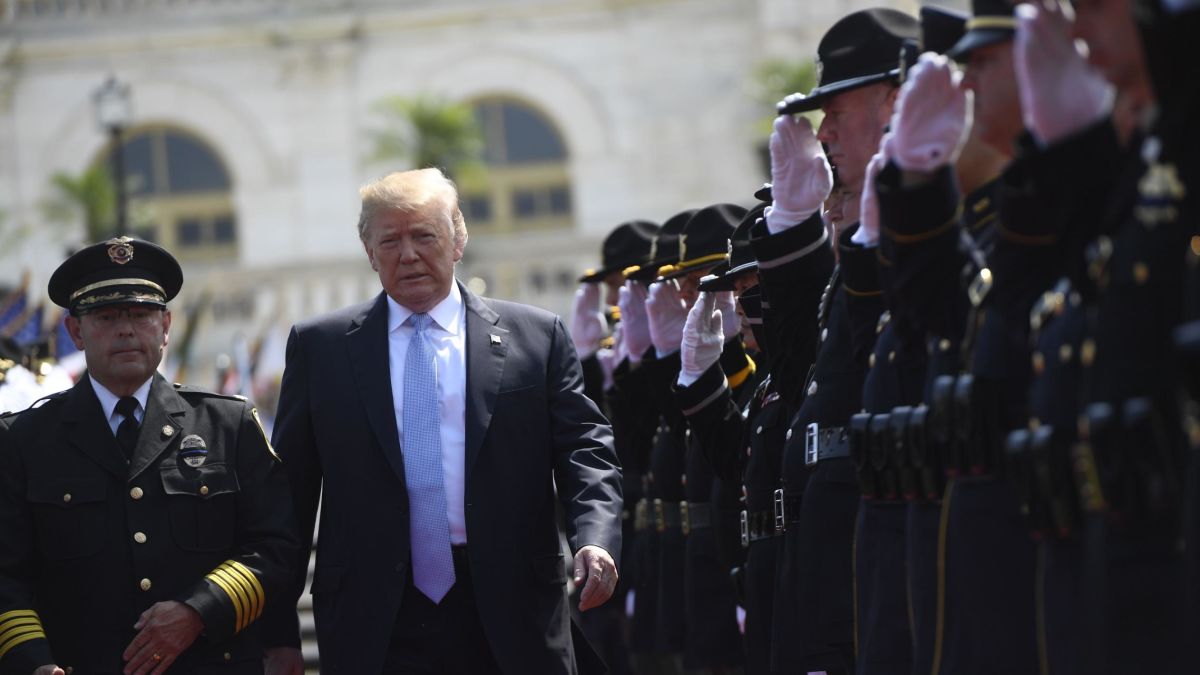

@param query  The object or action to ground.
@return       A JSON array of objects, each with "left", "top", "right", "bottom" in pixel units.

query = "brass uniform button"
[
  {"left": 139, "top": 578, "right": 152, "bottom": 592},
  {"left": 130, "top": 487, "right": 144, "bottom": 500},
  {"left": 1081, "top": 339, "right": 1096, "bottom": 367},
  {"left": 199, "top": 485, "right": 210, "bottom": 496},
  {"left": 1032, "top": 352, "right": 1046, "bottom": 375},
  {"left": 939, "top": 338, "right": 952, "bottom": 352},
  {"left": 1133, "top": 262, "right": 1149, "bottom": 285},
  {"left": 62, "top": 493, "right": 72, "bottom": 503},
  {"left": 133, "top": 532, "right": 147, "bottom": 544},
  {"left": 1059, "top": 344, "right": 1074, "bottom": 363},
  {"left": 162, "top": 425, "right": 174, "bottom": 437},
  {"left": 224, "top": 653, "right": 232, "bottom": 661}
]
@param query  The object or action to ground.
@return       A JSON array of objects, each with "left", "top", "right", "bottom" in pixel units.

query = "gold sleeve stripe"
[
  {"left": 206, "top": 569, "right": 249, "bottom": 632},
  {"left": 211, "top": 567, "right": 257, "bottom": 633},
  {"left": 726, "top": 358, "right": 756, "bottom": 390},
  {"left": 220, "top": 561, "right": 265, "bottom": 624},
  {"left": 0, "top": 613, "right": 47, "bottom": 660}
]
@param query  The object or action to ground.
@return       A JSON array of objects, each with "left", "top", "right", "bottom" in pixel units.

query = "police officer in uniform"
[
  {"left": 770, "top": 8, "right": 917, "bottom": 672},
  {"left": 0, "top": 237, "right": 298, "bottom": 674}
]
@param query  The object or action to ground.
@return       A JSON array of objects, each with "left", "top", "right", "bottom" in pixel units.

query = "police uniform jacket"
[{"left": 0, "top": 374, "right": 298, "bottom": 675}]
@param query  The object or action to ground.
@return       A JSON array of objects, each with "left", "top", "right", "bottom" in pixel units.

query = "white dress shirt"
[
  {"left": 387, "top": 283, "right": 469, "bottom": 545},
  {"left": 90, "top": 376, "right": 151, "bottom": 436}
]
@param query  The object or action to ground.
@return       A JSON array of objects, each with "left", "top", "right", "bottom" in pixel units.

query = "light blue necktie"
[{"left": 403, "top": 312, "right": 456, "bottom": 602}]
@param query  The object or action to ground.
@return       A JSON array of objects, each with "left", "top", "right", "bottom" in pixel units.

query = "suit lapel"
[
  {"left": 128, "top": 374, "right": 188, "bottom": 482},
  {"left": 348, "top": 292, "right": 406, "bottom": 482},
  {"left": 462, "top": 284, "right": 508, "bottom": 480},
  {"left": 60, "top": 375, "right": 127, "bottom": 481}
]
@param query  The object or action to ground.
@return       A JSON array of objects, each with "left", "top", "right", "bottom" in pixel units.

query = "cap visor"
[
  {"left": 777, "top": 71, "right": 897, "bottom": 114},
  {"left": 947, "top": 28, "right": 1013, "bottom": 61}
]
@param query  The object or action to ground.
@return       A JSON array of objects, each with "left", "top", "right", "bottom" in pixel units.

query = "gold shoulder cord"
[{"left": 250, "top": 407, "right": 282, "bottom": 463}]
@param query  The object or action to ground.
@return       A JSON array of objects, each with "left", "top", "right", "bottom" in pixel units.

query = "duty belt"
[
  {"left": 773, "top": 488, "right": 803, "bottom": 532},
  {"left": 804, "top": 423, "right": 850, "bottom": 466},
  {"left": 653, "top": 498, "right": 683, "bottom": 533},
  {"left": 682, "top": 501, "right": 713, "bottom": 535},
  {"left": 740, "top": 509, "right": 780, "bottom": 547}
]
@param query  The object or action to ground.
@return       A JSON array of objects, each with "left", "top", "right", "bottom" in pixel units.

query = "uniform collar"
[{"left": 89, "top": 374, "right": 152, "bottom": 420}]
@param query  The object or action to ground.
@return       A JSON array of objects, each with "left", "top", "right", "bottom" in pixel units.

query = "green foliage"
[
  {"left": 42, "top": 165, "right": 116, "bottom": 243},
  {"left": 751, "top": 59, "right": 822, "bottom": 134},
  {"left": 366, "top": 95, "right": 485, "bottom": 179}
]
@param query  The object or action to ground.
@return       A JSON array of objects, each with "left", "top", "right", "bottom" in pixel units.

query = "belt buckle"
[
  {"left": 680, "top": 501, "right": 690, "bottom": 536},
  {"left": 740, "top": 510, "right": 749, "bottom": 547},
  {"left": 774, "top": 488, "right": 786, "bottom": 532},
  {"left": 805, "top": 422, "right": 820, "bottom": 465},
  {"left": 653, "top": 499, "right": 665, "bottom": 533}
]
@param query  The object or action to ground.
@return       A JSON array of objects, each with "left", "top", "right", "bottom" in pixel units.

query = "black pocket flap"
[
  {"left": 27, "top": 477, "right": 107, "bottom": 507},
  {"left": 161, "top": 464, "right": 240, "bottom": 499}
]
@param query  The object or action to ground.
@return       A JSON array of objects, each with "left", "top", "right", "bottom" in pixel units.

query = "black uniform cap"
[
  {"left": 625, "top": 210, "right": 696, "bottom": 282},
  {"left": 579, "top": 220, "right": 661, "bottom": 283},
  {"left": 699, "top": 202, "right": 769, "bottom": 292},
  {"left": 778, "top": 8, "right": 921, "bottom": 115},
  {"left": 947, "top": 0, "right": 1017, "bottom": 61},
  {"left": 921, "top": 5, "right": 969, "bottom": 56},
  {"left": 655, "top": 203, "right": 746, "bottom": 283},
  {"left": 49, "top": 236, "right": 183, "bottom": 314}
]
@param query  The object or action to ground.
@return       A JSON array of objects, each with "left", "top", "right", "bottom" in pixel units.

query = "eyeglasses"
[{"left": 83, "top": 306, "right": 163, "bottom": 328}]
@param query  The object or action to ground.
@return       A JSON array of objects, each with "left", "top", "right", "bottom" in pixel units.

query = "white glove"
[
  {"left": 645, "top": 281, "right": 689, "bottom": 358},
  {"left": 1014, "top": 1, "right": 1114, "bottom": 147},
  {"left": 883, "top": 52, "right": 972, "bottom": 172},
  {"left": 618, "top": 282, "right": 652, "bottom": 363},
  {"left": 679, "top": 292, "right": 725, "bottom": 387},
  {"left": 766, "top": 115, "right": 834, "bottom": 233},
  {"left": 715, "top": 291, "right": 741, "bottom": 341},
  {"left": 569, "top": 283, "right": 606, "bottom": 359},
  {"left": 854, "top": 147, "right": 888, "bottom": 248}
]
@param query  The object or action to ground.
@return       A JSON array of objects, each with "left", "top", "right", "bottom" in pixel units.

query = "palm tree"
[
  {"left": 42, "top": 164, "right": 116, "bottom": 244},
  {"left": 365, "top": 94, "right": 484, "bottom": 179}
]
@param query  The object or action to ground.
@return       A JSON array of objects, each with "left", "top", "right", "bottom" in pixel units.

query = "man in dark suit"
[
  {"left": 0, "top": 237, "right": 298, "bottom": 675},
  {"left": 261, "top": 168, "right": 624, "bottom": 674}
]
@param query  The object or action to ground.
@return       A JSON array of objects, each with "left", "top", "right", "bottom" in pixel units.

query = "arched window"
[
  {"left": 459, "top": 98, "right": 572, "bottom": 232},
  {"left": 94, "top": 125, "right": 237, "bottom": 261}
]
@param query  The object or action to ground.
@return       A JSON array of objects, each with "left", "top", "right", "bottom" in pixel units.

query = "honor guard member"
[
  {"left": 859, "top": 6, "right": 1009, "bottom": 673},
  {"left": 613, "top": 210, "right": 693, "bottom": 673},
  {"left": 675, "top": 199, "right": 792, "bottom": 675},
  {"left": 772, "top": 8, "right": 916, "bottom": 672},
  {"left": 644, "top": 204, "right": 745, "bottom": 674},
  {"left": 846, "top": 9, "right": 969, "bottom": 674},
  {"left": 0, "top": 237, "right": 299, "bottom": 674},
  {"left": 1009, "top": 1, "right": 1192, "bottom": 671},
  {"left": 571, "top": 218, "right": 660, "bottom": 675}
]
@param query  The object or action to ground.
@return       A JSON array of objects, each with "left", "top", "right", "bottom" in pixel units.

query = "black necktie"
[{"left": 115, "top": 396, "right": 141, "bottom": 462}]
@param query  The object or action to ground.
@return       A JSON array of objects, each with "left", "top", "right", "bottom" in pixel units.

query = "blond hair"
[{"left": 357, "top": 168, "right": 468, "bottom": 249}]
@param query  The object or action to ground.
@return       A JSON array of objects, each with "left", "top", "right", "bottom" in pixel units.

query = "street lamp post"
[{"left": 92, "top": 76, "right": 133, "bottom": 239}]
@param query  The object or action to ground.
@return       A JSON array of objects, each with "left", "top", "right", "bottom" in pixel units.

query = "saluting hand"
[
  {"left": 569, "top": 283, "right": 606, "bottom": 359},
  {"left": 766, "top": 115, "right": 833, "bottom": 233},
  {"left": 618, "top": 282, "right": 653, "bottom": 363},
  {"left": 645, "top": 281, "right": 689, "bottom": 358},
  {"left": 883, "top": 52, "right": 971, "bottom": 173},
  {"left": 679, "top": 292, "right": 725, "bottom": 387},
  {"left": 122, "top": 601, "right": 204, "bottom": 675},
  {"left": 574, "top": 545, "right": 619, "bottom": 612},
  {"left": 1014, "top": 0, "right": 1113, "bottom": 146}
]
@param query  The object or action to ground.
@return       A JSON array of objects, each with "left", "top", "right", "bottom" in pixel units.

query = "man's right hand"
[
  {"left": 263, "top": 647, "right": 305, "bottom": 675},
  {"left": 766, "top": 115, "right": 833, "bottom": 233},
  {"left": 679, "top": 292, "right": 724, "bottom": 387},
  {"left": 33, "top": 666, "right": 65, "bottom": 675},
  {"left": 883, "top": 52, "right": 970, "bottom": 173}
]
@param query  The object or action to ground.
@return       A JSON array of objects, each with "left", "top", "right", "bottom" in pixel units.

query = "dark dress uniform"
[
  {"left": 0, "top": 374, "right": 298, "bottom": 674},
  {"left": 872, "top": 162, "right": 1000, "bottom": 675},
  {"left": 677, "top": 285, "right": 786, "bottom": 675}
]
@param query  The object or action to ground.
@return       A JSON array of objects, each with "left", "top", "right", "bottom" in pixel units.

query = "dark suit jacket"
[{"left": 261, "top": 283, "right": 623, "bottom": 674}]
